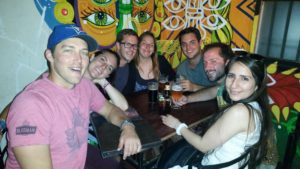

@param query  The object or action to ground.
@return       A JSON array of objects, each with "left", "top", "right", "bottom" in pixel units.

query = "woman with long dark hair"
[{"left": 161, "top": 54, "right": 272, "bottom": 168}]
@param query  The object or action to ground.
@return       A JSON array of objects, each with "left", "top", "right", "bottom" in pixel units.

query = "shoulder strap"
[{"left": 198, "top": 148, "right": 251, "bottom": 169}]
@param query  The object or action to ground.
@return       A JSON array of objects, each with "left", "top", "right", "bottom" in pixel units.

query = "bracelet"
[
  {"left": 102, "top": 82, "right": 110, "bottom": 89},
  {"left": 176, "top": 123, "right": 188, "bottom": 135},
  {"left": 120, "top": 119, "right": 135, "bottom": 130}
]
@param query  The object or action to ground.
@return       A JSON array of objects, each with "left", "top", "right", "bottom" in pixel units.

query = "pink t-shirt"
[{"left": 6, "top": 74, "right": 105, "bottom": 169}]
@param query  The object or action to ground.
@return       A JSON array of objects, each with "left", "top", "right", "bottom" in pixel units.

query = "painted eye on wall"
[
  {"left": 94, "top": 0, "right": 112, "bottom": 4},
  {"left": 162, "top": 15, "right": 185, "bottom": 30},
  {"left": 84, "top": 11, "right": 115, "bottom": 26},
  {"left": 134, "top": 10, "right": 151, "bottom": 23},
  {"left": 133, "top": 0, "right": 148, "bottom": 5}
]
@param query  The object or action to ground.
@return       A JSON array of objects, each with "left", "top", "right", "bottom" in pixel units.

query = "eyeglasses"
[{"left": 120, "top": 42, "right": 138, "bottom": 49}]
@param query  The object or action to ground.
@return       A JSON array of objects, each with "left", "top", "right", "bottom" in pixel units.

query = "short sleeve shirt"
[
  {"left": 176, "top": 57, "right": 216, "bottom": 87},
  {"left": 6, "top": 74, "right": 105, "bottom": 169}
]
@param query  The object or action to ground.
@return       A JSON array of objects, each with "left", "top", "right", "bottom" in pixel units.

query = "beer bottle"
[
  {"left": 164, "top": 82, "right": 171, "bottom": 113},
  {"left": 164, "top": 82, "right": 170, "bottom": 98}
]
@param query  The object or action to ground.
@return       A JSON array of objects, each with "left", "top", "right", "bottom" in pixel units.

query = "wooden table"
[
  {"left": 126, "top": 91, "right": 218, "bottom": 141},
  {"left": 124, "top": 91, "right": 218, "bottom": 168},
  {"left": 91, "top": 91, "right": 218, "bottom": 169}
]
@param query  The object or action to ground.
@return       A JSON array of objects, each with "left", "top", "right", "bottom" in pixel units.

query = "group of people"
[
  {"left": 0, "top": 24, "right": 272, "bottom": 169},
  {"left": 160, "top": 44, "right": 272, "bottom": 168}
]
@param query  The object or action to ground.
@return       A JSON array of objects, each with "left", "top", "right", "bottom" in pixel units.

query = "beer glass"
[
  {"left": 158, "top": 74, "right": 168, "bottom": 94},
  {"left": 171, "top": 82, "right": 183, "bottom": 109},
  {"left": 148, "top": 81, "right": 158, "bottom": 103}
]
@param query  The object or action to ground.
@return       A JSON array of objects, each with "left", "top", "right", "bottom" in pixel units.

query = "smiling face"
[
  {"left": 116, "top": 34, "right": 138, "bottom": 65},
  {"left": 46, "top": 38, "right": 89, "bottom": 89},
  {"left": 87, "top": 51, "right": 118, "bottom": 79},
  {"left": 225, "top": 62, "right": 257, "bottom": 101},
  {"left": 204, "top": 47, "right": 226, "bottom": 82},
  {"left": 180, "top": 33, "right": 201, "bottom": 59},
  {"left": 139, "top": 35, "right": 155, "bottom": 59}
]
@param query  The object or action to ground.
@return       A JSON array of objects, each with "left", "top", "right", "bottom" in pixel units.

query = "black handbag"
[
  {"left": 194, "top": 149, "right": 250, "bottom": 169},
  {"left": 155, "top": 139, "right": 251, "bottom": 169},
  {"left": 155, "top": 140, "right": 203, "bottom": 169}
]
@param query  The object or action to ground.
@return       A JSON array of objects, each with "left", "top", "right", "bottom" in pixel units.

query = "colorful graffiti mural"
[
  {"left": 34, "top": 0, "right": 257, "bottom": 68},
  {"left": 268, "top": 63, "right": 300, "bottom": 124},
  {"left": 265, "top": 58, "right": 300, "bottom": 166},
  {"left": 33, "top": 0, "right": 300, "bottom": 165}
]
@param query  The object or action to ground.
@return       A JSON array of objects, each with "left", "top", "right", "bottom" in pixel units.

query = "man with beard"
[
  {"left": 175, "top": 42, "right": 234, "bottom": 107},
  {"left": 176, "top": 27, "right": 217, "bottom": 92}
]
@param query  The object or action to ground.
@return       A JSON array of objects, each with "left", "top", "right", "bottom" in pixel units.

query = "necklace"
[{"left": 138, "top": 62, "right": 154, "bottom": 79}]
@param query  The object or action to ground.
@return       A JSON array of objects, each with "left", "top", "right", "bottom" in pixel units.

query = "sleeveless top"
[{"left": 201, "top": 102, "right": 262, "bottom": 169}]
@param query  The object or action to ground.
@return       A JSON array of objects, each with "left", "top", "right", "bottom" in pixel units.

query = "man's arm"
[
  {"left": 187, "top": 85, "right": 219, "bottom": 103},
  {"left": 98, "top": 100, "right": 128, "bottom": 125},
  {"left": 179, "top": 79, "right": 205, "bottom": 92},
  {"left": 97, "top": 101, "right": 141, "bottom": 159},
  {"left": 13, "top": 145, "right": 52, "bottom": 169},
  {"left": 175, "top": 85, "right": 219, "bottom": 106}
]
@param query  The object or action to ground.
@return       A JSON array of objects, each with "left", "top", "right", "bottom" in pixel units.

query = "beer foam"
[
  {"left": 159, "top": 79, "right": 168, "bottom": 83},
  {"left": 171, "top": 85, "right": 182, "bottom": 91}
]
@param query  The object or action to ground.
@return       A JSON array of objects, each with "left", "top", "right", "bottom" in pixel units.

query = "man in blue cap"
[{"left": 5, "top": 24, "right": 141, "bottom": 169}]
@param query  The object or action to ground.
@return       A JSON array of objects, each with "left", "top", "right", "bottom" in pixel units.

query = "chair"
[
  {"left": 0, "top": 128, "right": 7, "bottom": 168},
  {"left": 0, "top": 104, "right": 9, "bottom": 168}
]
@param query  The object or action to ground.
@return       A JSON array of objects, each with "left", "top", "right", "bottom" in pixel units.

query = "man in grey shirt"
[
  {"left": 176, "top": 27, "right": 216, "bottom": 92},
  {"left": 176, "top": 42, "right": 234, "bottom": 107}
]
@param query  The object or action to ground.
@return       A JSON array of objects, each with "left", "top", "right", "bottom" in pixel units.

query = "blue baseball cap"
[{"left": 47, "top": 24, "right": 98, "bottom": 52}]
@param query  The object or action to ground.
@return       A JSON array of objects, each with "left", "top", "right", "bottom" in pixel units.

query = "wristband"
[
  {"left": 102, "top": 82, "right": 110, "bottom": 89},
  {"left": 176, "top": 123, "right": 188, "bottom": 135},
  {"left": 120, "top": 119, "right": 135, "bottom": 130}
]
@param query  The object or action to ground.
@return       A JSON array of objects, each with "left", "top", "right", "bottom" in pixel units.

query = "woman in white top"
[{"left": 161, "top": 54, "right": 272, "bottom": 169}]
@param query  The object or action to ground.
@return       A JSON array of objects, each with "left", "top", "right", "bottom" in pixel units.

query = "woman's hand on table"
[
  {"left": 118, "top": 125, "right": 141, "bottom": 160},
  {"left": 161, "top": 114, "right": 181, "bottom": 129}
]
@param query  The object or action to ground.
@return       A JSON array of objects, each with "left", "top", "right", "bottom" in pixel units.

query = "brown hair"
[{"left": 135, "top": 31, "right": 160, "bottom": 80}]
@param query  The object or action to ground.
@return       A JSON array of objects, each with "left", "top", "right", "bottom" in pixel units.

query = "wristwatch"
[{"left": 120, "top": 119, "right": 135, "bottom": 130}]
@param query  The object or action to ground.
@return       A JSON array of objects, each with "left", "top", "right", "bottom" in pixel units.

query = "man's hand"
[
  {"left": 179, "top": 80, "right": 202, "bottom": 92},
  {"left": 117, "top": 125, "right": 141, "bottom": 160},
  {"left": 172, "top": 95, "right": 189, "bottom": 106}
]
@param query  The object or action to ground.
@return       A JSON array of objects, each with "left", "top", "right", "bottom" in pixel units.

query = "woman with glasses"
[
  {"left": 125, "top": 31, "right": 176, "bottom": 93},
  {"left": 159, "top": 55, "right": 272, "bottom": 169}
]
